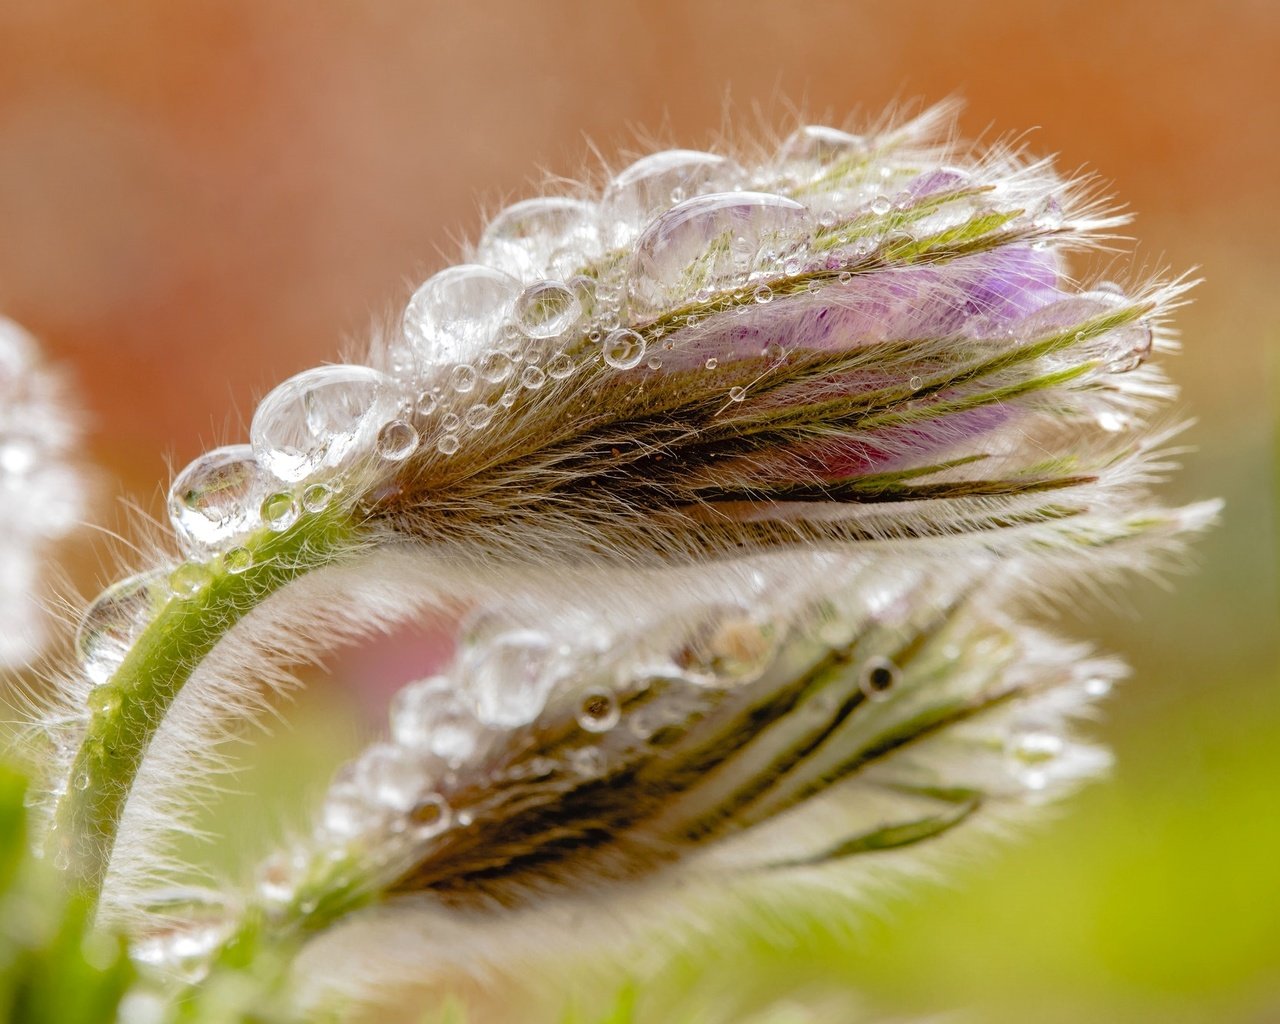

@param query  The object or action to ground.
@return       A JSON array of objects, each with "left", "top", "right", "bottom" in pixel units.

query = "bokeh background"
[{"left": 1, "top": 2, "right": 1277, "bottom": 1022}]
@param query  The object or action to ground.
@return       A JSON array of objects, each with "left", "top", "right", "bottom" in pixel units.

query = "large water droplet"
[
  {"left": 167, "top": 444, "right": 266, "bottom": 554},
  {"left": 402, "top": 265, "right": 522, "bottom": 368},
  {"left": 602, "top": 150, "right": 739, "bottom": 246},
  {"left": 390, "top": 675, "right": 487, "bottom": 766},
  {"left": 628, "top": 192, "right": 813, "bottom": 317},
  {"left": 514, "top": 279, "right": 582, "bottom": 339},
  {"left": 251, "top": 365, "right": 402, "bottom": 483},
  {"left": 463, "top": 628, "right": 561, "bottom": 728},
  {"left": 76, "top": 570, "right": 165, "bottom": 684},
  {"left": 477, "top": 197, "right": 599, "bottom": 281}
]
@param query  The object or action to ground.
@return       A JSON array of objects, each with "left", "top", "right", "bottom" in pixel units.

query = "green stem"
[{"left": 51, "top": 503, "right": 363, "bottom": 909}]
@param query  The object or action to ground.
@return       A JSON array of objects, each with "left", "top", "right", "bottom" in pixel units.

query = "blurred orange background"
[{"left": 2, "top": 3, "right": 1277, "bottom": 1022}]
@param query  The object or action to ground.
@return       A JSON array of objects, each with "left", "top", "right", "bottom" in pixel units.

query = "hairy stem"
[{"left": 51, "top": 503, "right": 363, "bottom": 909}]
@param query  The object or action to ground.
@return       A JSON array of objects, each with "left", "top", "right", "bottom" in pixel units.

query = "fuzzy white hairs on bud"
[{"left": 22, "top": 101, "right": 1217, "bottom": 1021}]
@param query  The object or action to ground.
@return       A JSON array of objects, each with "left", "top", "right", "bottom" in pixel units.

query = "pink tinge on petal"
[{"left": 662, "top": 246, "right": 1064, "bottom": 371}]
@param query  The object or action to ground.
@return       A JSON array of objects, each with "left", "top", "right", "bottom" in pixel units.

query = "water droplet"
[
  {"left": 436, "top": 434, "right": 460, "bottom": 455},
  {"left": 376, "top": 419, "right": 419, "bottom": 461},
  {"left": 704, "top": 357, "right": 719, "bottom": 370},
  {"left": 514, "top": 279, "right": 582, "bottom": 339},
  {"left": 76, "top": 571, "right": 165, "bottom": 684},
  {"left": 603, "top": 150, "right": 740, "bottom": 245},
  {"left": 169, "top": 562, "right": 209, "bottom": 600},
  {"left": 753, "top": 284, "right": 773, "bottom": 304},
  {"left": 167, "top": 445, "right": 266, "bottom": 555},
  {"left": 477, "top": 197, "right": 599, "bottom": 281},
  {"left": 783, "top": 256, "right": 804, "bottom": 277},
  {"left": 223, "top": 547, "right": 253, "bottom": 574},
  {"left": 870, "top": 195, "right": 892, "bottom": 216},
  {"left": 478, "top": 351, "right": 514, "bottom": 384},
  {"left": 409, "top": 793, "right": 452, "bottom": 840},
  {"left": 728, "top": 386, "right": 747, "bottom": 402},
  {"left": 391, "top": 675, "right": 487, "bottom": 766},
  {"left": 260, "top": 492, "right": 299, "bottom": 532},
  {"left": 520, "top": 365, "right": 547, "bottom": 389},
  {"left": 357, "top": 743, "right": 429, "bottom": 812},
  {"left": 628, "top": 192, "right": 813, "bottom": 317},
  {"left": 776, "top": 125, "right": 870, "bottom": 176},
  {"left": 646, "top": 356, "right": 662, "bottom": 370},
  {"left": 908, "top": 375, "right": 923, "bottom": 391},
  {"left": 449, "top": 364, "right": 478, "bottom": 394},
  {"left": 416, "top": 390, "right": 440, "bottom": 415},
  {"left": 576, "top": 689, "right": 620, "bottom": 733},
  {"left": 440, "top": 412, "right": 461, "bottom": 432},
  {"left": 301, "top": 482, "right": 332, "bottom": 513},
  {"left": 320, "top": 782, "right": 373, "bottom": 840},
  {"left": 546, "top": 352, "right": 575, "bottom": 379},
  {"left": 464, "top": 403, "right": 495, "bottom": 430},
  {"left": 251, "top": 365, "right": 401, "bottom": 483},
  {"left": 403, "top": 265, "right": 522, "bottom": 367},
  {"left": 602, "top": 328, "right": 645, "bottom": 370},
  {"left": 464, "top": 628, "right": 561, "bottom": 728},
  {"left": 858, "top": 656, "right": 899, "bottom": 700},
  {"left": 73, "top": 767, "right": 90, "bottom": 791},
  {"left": 88, "top": 685, "right": 121, "bottom": 718}
]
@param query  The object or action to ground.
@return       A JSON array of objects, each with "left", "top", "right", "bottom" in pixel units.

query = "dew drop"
[
  {"left": 908, "top": 375, "right": 923, "bottom": 391},
  {"left": 628, "top": 192, "right": 813, "bottom": 317},
  {"left": 167, "top": 445, "right": 266, "bottom": 555},
  {"left": 464, "top": 403, "right": 496, "bottom": 430},
  {"left": 603, "top": 150, "right": 740, "bottom": 245},
  {"left": 477, "top": 197, "right": 599, "bottom": 281},
  {"left": 783, "top": 256, "right": 804, "bottom": 277},
  {"left": 464, "top": 628, "right": 561, "bottom": 728},
  {"left": 376, "top": 419, "right": 419, "bottom": 461},
  {"left": 403, "top": 265, "right": 522, "bottom": 366},
  {"left": 169, "top": 562, "right": 209, "bottom": 600},
  {"left": 358, "top": 743, "right": 428, "bottom": 812},
  {"left": 1084, "top": 676, "right": 1113, "bottom": 698},
  {"left": 478, "top": 351, "right": 514, "bottom": 384},
  {"left": 440, "top": 412, "right": 461, "bottom": 432},
  {"left": 1096, "top": 410, "right": 1128, "bottom": 433},
  {"left": 704, "top": 357, "right": 719, "bottom": 370},
  {"left": 260, "top": 492, "right": 299, "bottom": 532},
  {"left": 409, "top": 793, "right": 452, "bottom": 840},
  {"left": 416, "top": 390, "right": 440, "bottom": 415},
  {"left": 776, "top": 125, "right": 870, "bottom": 174},
  {"left": 320, "top": 783, "right": 373, "bottom": 840},
  {"left": 602, "top": 328, "right": 645, "bottom": 370},
  {"left": 300, "top": 482, "right": 332, "bottom": 513},
  {"left": 870, "top": 195, "right": 893, "bottom": 216},
  {"left": 728, "top": 386, "right": 747, "bottom": 402},
  {"left": 436, "top": 433, "right": 461, "bottom": 456},
  {"left": 520, "top": 365, "right": 547, "bottom": 390},
  {"left": 546, "top": 352, "right": 575, "bottom": 379},
  {"left": 76, "top": 571, "right": 165, "bottom": 685},
  {"left": 753, "top": 284, "right": 773, "bottom": 304},
  {"left": 857, "top": 656, "right": 899, "bottom": 701},
  {"left": 576, "top": 689, "right": 620, "bottom": 733},
  {"left": 391, "top": 675, "right": 487, "bottom": 765},
  {"left": 514, "top": 279, "right": 582, "bottom": 339},
  {"left": 223, "top": 547, "right": 253, "bottom": 574},
  {"left": 251, "top": 365, "right": 401, "bottom": 483},
  {"left": 449, "top": 364, "right": 478, "bottom": 394}
]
